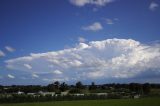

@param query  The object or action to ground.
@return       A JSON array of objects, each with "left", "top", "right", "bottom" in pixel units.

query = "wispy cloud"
[
  {"left": 32, "top": 73, "right": 39, "bottom": 78},
  {"left": 78, "top": 37, "right": 86, "bottom": 43},
  {"left": 82, "top": 22, "right": 103, "bottom": 31},
  {"left": 103, "top": 18, "right": 119, "bottom": 25},
  {"left": 24, "top": 64, "right": 32, "bottom": 70},
  {"left": 0, "top": 50, "right": 5, "bottom": 57},
  {"left": 149, "top": 2, "right": 159, "bottom": 11},
  {"left": 5, "top": 46, "right": 15, "bottom": 52},
  {"left": 105, "top": 18, "right": 114, "bottom": 25},
  {"left": 5, "top": 38, "right": 160, "bottom": 83},
  {"left": 69, "top": 0, "right": 115, "bottom": 7},
  {"left": 8, "top": 74, "right": 15, "bottom": 79}
]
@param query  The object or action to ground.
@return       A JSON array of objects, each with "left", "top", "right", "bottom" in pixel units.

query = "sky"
[{"left": 0, "top": 0, "right": 160, "bottom": 85}]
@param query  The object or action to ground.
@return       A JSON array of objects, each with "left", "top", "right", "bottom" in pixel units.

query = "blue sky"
[{"left": 0, "top": 0, "right": 160, "bottom": 85}]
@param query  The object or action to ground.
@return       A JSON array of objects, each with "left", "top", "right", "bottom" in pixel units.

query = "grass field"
[{"left": 0, "top": 98, "right": 160, "bottom": 106}]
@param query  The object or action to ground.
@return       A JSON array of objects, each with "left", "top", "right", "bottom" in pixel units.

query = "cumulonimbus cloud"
[{"left": 5, "top": 38, "right": 160, "bottom": 83}]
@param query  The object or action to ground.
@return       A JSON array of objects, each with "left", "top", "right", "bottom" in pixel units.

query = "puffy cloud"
[
  {"left": 8, "top": 74, "right": 15, "bottom": 79},
  {"left": 149, "top": 2, "right": 159, "bottom": 11},
  {"left": 5, "top": 38, "right": 160, "bottom": 83},
  {"left": 69, "top": 0, "right": 115, "bottom": 7},
  {"left": 0, "top": 50, "right": 5, "bottom": 57},
  {"left": 5, "top": 46, "right": 15, "bottom": 52},
  {"left": 82, "top": 22, "right": 103, "bottom": 31}
]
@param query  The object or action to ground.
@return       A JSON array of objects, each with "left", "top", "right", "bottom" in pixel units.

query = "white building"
[
  {"left": 72, "top": 93, "right": 85, "bottom": 96},
  {"left": 27, "top": 93, "right": 35, "bottom": 95},
  {"left": 134, "top": 94, "right": 140, "bottom": 99},
  {"left": 95, "top": 93, "right": 108, "bottom": 96},
  {"left": 61, "top": 91, "right": 68, "bottom": 96},
  {"left": 17, "top": 91, "right": 24, "bottom": 95},
  {"left": 39, "top": 91, "right": 55, "bottom": 96}
]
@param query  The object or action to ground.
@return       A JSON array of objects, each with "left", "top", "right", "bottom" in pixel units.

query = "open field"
[{"left": 0, "top": 98, "right": 160, "bottom": 106}]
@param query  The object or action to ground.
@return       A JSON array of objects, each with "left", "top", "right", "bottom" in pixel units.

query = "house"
[
  {"left": 95, "top": 93, "right": 108, "bottom": 96},
  {"left": 3, "top": 87, "right": 9, "bottom": 90},
  {"left": 122, "top": 95, "right": 130, "bottom": 99},
  {"left": 27, "top": 93, "right": 36, "bottom": 95},
  {"left": 17, "top": 91, "right": 24, "bottom": 95},
  {"left": 61, "top": 91, "right": 68, "bottom": 96},
  {"left": 72, "top": 93, "right": 85, "bottom": 96},
  {"left": 39, "top": 91, "right": 55, "bottom": 96},
  {"left": 134, "top": 94, "right": 140, "bottom": 99}
]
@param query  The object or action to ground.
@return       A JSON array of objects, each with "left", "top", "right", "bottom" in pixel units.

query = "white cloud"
[
  {"left": 103, "top": 18, "right": 118, "bottom": 25},
  {"left": 24, "top": 64, "right": 32, "bottom": 70},
  {"left": 52, "top": 78, "right": 69, "bottom": 82},
  {"left": 149, "top": 2, "right": 159, "bottom": 11},
  {"left": 5, "top": 38, "right": 160, "bottom": 83},
  {"left": 0, "top": 50, "right": 5, "bottom": 57},
  {"left": 78, "top": 37, "right": 86, "bottom": 43},
  {"left": 5, "top": 46, "right": 15, "bottom": 52},
  {"left": 105, "top": 18, "right": 114, "bottom": 25},
  {"left": 82, "top": 22, "right": 103, "bottom": 31},
  {"left": 93, "top": 8, "right": 98, "bottom": 12},
  {"left": 53, "top": 70, "right": 63, "bottom": 74},
  {"left": 8, "top": 74, "right": 15, "bottom": 79},
  {"left": 69, "top": 0, "right": 115, "bottom": 7},
  {"left": 114, "top": 18, "right": 119, "bottom": 21},
  {"left": 32, "top": 73, "right": 39, "bottom": 78},
  {"left": 42, "top": 78, "right": 50, "bottom": 82}
]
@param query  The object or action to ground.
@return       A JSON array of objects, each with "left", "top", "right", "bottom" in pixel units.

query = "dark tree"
[
  {"left": 60, "top": 82, "right": 68, "bottom": 92},
  {"left": 143, "top": 83, "right": 151, "bottom": 95},
  {"left": 47, "top": 84, "right": 55, "bottom": 92},
  {"left": 76, "top": 81, "right": 84, "bottom": 89},
  {"left": 54, "top": 81, "right": 60, "bottom": 89}
]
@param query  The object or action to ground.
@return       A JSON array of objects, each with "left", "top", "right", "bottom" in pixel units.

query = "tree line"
[
  {"left": 0, "top": 82, "right": 160, "bottom": 103},
  {"left": 1, "top": 81, "right": 159, "bottom": 94}
]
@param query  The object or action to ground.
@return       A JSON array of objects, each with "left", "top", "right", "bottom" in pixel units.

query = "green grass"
[{"left": 0, "top": 98, "right": 160, "bottom": 106}]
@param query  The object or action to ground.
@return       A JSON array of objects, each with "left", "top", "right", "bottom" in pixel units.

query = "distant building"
[
  {"left": 61, "top": 91, "right": 68, "bottom": 96},
  {"left": 27, "top": 93, "right": 36, "bottom": 95},
  {"left": 94, "top": 93, "right": 108, "bottom": 96},
  {"left": 17, "top": 91, "right": 24, "bottom": 95},
  {"left": 39, "top": 91, "right": 55, "bottom": 96},
  {"left": 122, "top": 96, "right": 130, "bottom": 99},
  {"left": 134, "top": 94, "right": 140, "bottom": 99},
  {"left": 72, "top": 93, "right": 85, "bottom": 96}
]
